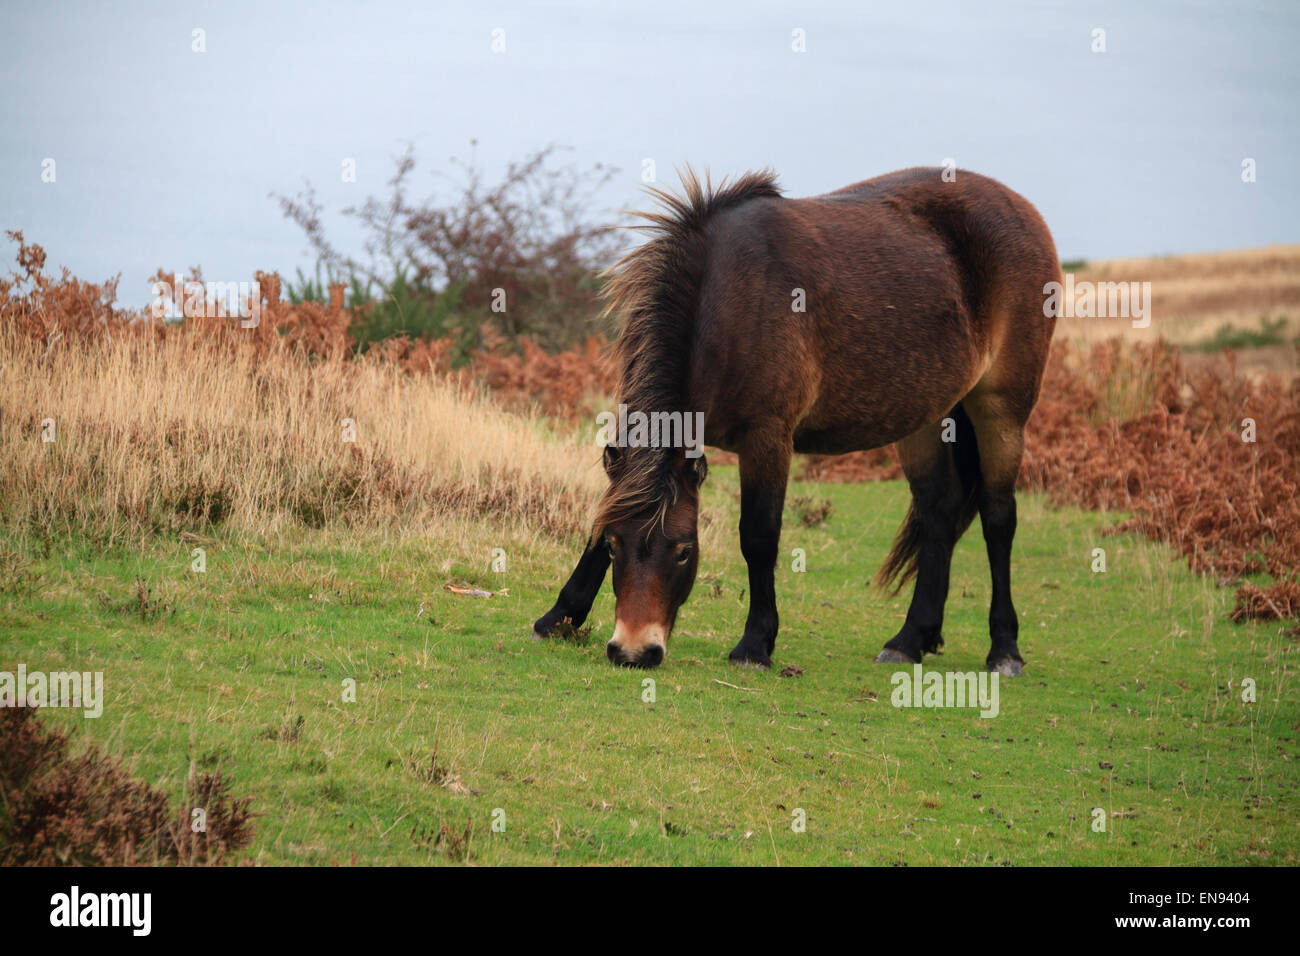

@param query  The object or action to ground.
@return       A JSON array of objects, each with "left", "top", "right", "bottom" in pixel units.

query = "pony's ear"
[
  {"left": 602, "top": 443, "right": 623, "bottom": 476},
  {"left": 691, "top": 454, "right": 708, "bottom": 486},
  {"left": 675, "top": 450, "right": 707, "bottom": 488}
]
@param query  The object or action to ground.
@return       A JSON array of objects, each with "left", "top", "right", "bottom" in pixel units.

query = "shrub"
[
  {"left": 0, "top": 707, "right": 254, "bottom": 865},
  {"left": 274, "top": 143, "right": 622, "bottom": 350}
]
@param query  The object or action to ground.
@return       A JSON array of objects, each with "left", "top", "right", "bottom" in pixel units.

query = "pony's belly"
[
  {"left": 791, "top": 424, "right": 899, "bottom": 456},
  {"left": 793, "top": 376, "right": 972, "bottom": 452}
]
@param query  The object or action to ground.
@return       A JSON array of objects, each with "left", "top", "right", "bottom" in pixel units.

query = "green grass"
[
  {"left": 2, "top": 469, "right": 1295, "bottom": 865},
  {"left": 1185, "top": 315, "right": 1295, "bottom": 352}
]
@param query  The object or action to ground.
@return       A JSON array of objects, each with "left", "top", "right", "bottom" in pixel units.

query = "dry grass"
[
  {"left": 1056, "top": 244, "right": 1300, "bottom": 378},
  {"left": 0, "top": 324, "right": 604, "bottom": 547}
]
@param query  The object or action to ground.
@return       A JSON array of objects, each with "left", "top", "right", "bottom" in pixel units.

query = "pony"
[{"left": 533, "top": 166, "right": 1060, "bottom": 672}]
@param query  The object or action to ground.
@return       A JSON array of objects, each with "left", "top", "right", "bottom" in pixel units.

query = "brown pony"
[{"left": 532, "top": 167, "right": 1060, "bottom": 673}]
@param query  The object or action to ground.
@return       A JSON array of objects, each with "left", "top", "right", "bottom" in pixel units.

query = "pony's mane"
[{"left": 592, "top": 166, "right": 783, "bottom": 539}]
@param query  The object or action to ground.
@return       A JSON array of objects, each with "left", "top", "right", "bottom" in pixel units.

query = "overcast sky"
[{"left": 2, "top": 0, "right": 1296, "bottom": 305}]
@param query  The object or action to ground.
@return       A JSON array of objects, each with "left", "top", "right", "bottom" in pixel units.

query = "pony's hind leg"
[
  {"left": 875, "top": 415, "right": 980, "bottom": 664},
  {"left": 531, "top": 538, "right": 611, "bottom": 640},
  {"left": 962, "top": 390, "right": 1028, "bottom": 675}
]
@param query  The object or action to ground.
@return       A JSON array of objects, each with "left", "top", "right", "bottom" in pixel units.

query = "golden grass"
[
  {"left": 1056, "top": 244, "right": 1300, "bottom": 378},
  {"left": 0, "top": 325, "right": 606, "bottom": 548}
]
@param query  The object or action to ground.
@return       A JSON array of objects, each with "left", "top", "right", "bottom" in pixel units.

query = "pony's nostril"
[
  {"left": 606, "top": 642, "right": 622, "bottom": 663},
  {"left": 640, "top": 645, "right": 664, "bottom": 668}
]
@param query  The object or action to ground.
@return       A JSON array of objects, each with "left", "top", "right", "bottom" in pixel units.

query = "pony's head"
[{"left": 596, "top": 444, "right": 707, "bottom": 668}]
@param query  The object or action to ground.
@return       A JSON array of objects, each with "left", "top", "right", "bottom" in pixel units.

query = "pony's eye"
[
  {"left": 604, "top": 537, "right": 616, "bottom": 557},
  {"left": 676, "top": 545, "right": 693, "bottom": 565}
]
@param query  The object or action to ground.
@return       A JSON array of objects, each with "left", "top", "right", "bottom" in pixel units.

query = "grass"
[
  {"left": 1052, "top": 245, "right": 1300, "bottom": 371},
  {"left": 2, "top": 468, "right": 1294, "bottom": 866},
  {"left": 0, "top": 325, "right": 603, "bottom": 546},
  {"left": 1186, "top": 316, "right": 1295, "bottom": 353}
]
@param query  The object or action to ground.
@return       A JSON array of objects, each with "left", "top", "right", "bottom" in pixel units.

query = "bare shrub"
[
  {"left": 274, "top": 143, "right": 622, "bottom": 350},
  {"left": 0, "top": 708, "right": 254, "bottom": 865}
]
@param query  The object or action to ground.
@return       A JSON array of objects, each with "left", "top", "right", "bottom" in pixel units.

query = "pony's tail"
[{"left": 875, "top": 404, "right": 983, "bottom": 593}]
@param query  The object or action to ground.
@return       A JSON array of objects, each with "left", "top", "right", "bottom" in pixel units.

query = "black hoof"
[
  {"left": 531, "top": 610, "right": 569, "bottom": 641},
  {"left": 988, "top": 657, "right": 1023, "bottom": 677},
  {"left": 728, "top": 643, "right": 772, "bottom": 669},
  {"left": 875, "top": 648, "right": 919, "bottom": 664}
]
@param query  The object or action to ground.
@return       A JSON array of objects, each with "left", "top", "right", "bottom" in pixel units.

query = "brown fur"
[
  {"left": 597, "top": 165, "right": 1058, "bottom": 546},
  {"left": 592, "top": 169, "right": 783, "bottom": 540},
  {"left": 546, "top": 164, "right": 1060, "bottom": 669}
]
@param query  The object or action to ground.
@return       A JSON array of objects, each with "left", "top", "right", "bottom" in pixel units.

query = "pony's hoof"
[
  {"left": 728, "top": 646, "right": 772, "bottom": 669},
  {"left": 988, "top": 657, "right": 1023, "bottom": 677},
  {"left": 875, "top": 648, "right": 919, "bottom": 664}
]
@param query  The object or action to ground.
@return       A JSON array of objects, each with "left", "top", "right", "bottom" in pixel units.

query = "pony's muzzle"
[
  {"left": 606, "top": 641, "right": 663, "bottom": 668},
  {"left": 606, "top": 622, "right": 667, "bottom": 668}
]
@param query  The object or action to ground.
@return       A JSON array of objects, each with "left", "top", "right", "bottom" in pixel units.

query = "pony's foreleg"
[
  {"left": 531, "top": 538, "right": 611, "bottom": 639},
  {"left": 729, "top": 432, "right": 792, "bottom": 668}
]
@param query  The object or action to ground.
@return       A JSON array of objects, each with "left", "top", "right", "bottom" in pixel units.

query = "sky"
[{"left": 1, "top": 0, "right": 1297, "bottom": 306}]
